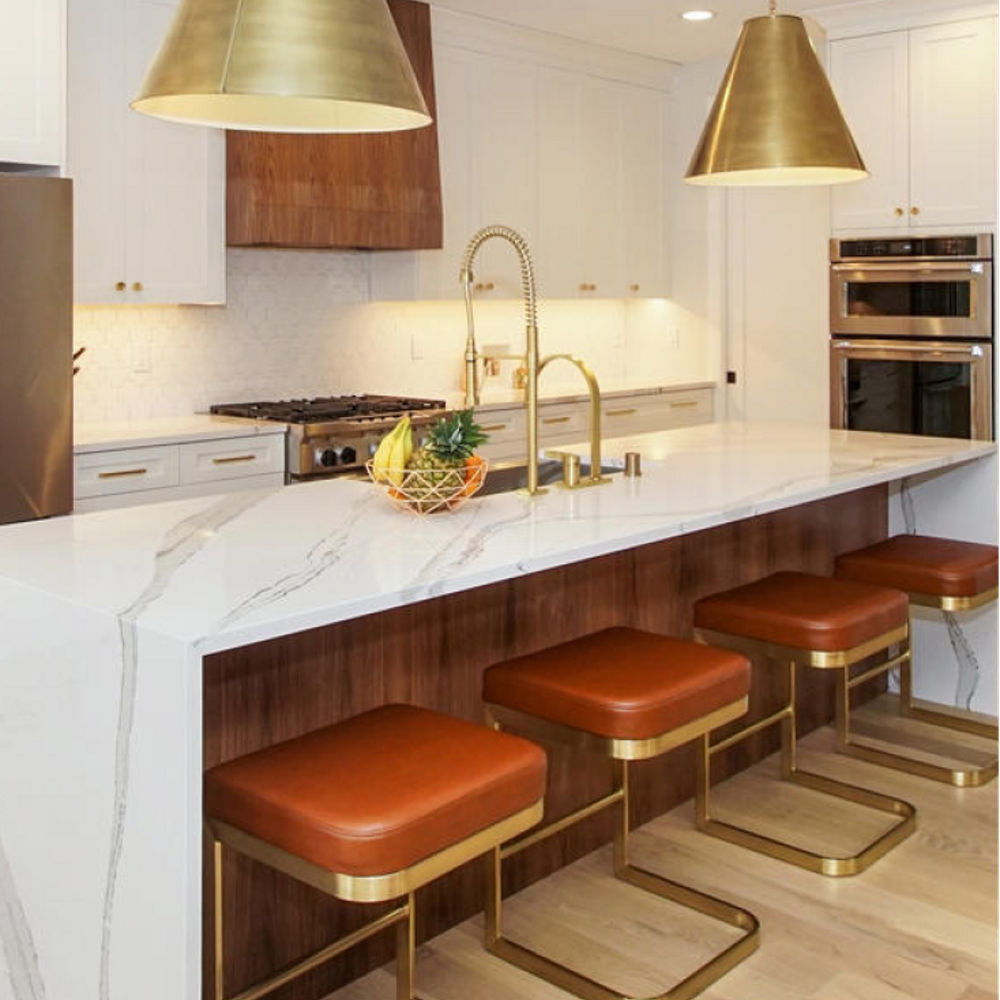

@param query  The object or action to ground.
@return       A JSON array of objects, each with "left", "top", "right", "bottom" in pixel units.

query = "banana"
[
  {"left": 372, "top": 418, "right": 412, "bottom": 484},
  {"left": 372, "top": 420, "right": 404, "bottom": 482},
  {"left": 386, "top": 418, "right": 412, "bottom": 487}
]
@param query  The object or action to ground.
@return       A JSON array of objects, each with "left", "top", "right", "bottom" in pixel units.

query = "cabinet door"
[
  {"left": 468, "top": 54, "right": 538, "bottom": 298},
  {"left": 0, "top": 0, "right": 63, "bottom": 166},
  {"left": 537, "top": 67, "right": 583, "bottom": 298},
  {"left": 830, "top": 31, "right": 909, "bottom": 232},
  {"left": 67, "top": 0, "right": 129, "bottom": 303},
  {"left": 621, "top": 83, "right": 668, "bottom": 299},
  {"left": 124, "top": 0, "right": 226, "bottom": 304},
  {"left": 908, "top": 17, "right": 997, "bottom": 228}
]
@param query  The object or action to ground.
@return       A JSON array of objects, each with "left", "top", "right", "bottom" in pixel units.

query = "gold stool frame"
[
  {"left": 484, "top": 699, "right": 760, "bottom": 1000},
  {"left": 208, "top": 801, "right": 543, "bottom": 1000},
  {"left": 854, "top": 587, "right": 999, "bottom": 787},
  {"left": 693, "top": 625, "right": 917, "bottom": 877}
]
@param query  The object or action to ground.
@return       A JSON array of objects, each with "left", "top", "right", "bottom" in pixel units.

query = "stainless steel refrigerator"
[{"left": 0, "top": 175, "right": 73, "bottom": 525}]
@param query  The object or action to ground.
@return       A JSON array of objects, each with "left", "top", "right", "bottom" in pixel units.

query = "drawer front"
[
  {"left": 476, "top": 408, "right": 525, "bottom": 444},
  {"left": 75, "top": 445, "right": 180, "bottom": 499},
  {"left": 179, "top": 435, "right": 286, "bottom": 485},
  {"left": 538, "top": 402, "right": 588, "bottom": 443},
  {"left": 660, "top": 389, "right": 713, "bottom": 427}
]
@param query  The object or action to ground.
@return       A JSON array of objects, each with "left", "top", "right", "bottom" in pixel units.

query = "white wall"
[{"left": 73, "top": 250, "right": 713, "bottom": 424}]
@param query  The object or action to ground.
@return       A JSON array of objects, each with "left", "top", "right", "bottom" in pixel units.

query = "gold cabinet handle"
[
  {"left": 481, "top": 424, "right": 508, "bottom": 433},
  {"left": 212, "top": 454, "right": 257, "bottom": 465},
  {"left": 579, "top": 283, "right": 597, "bottom": 292},
  {"left": 894, "top": 207, "right": 904, "bottom": 217},
  {"left": 474, "top": 282, "right": 496, "bottom": 292},
  {"left": 98, "top": 468, "right": 148, "bottom": 479},
  {"left": 542, "top": 415, "right": 571, "bottom": 425},
  {"left": 132, "top": 281, "right": 144, "bottom": 292},
  {"left": 606, "top": 407, "right": 638, "bottom": 417},
  {"left": 115, "top": 281, "right": 126, "bottom": 292},
  {"left": 910, "top": 206, "right": 920, "bottom": 216},
  {"left": 669, "top": 400, "right": 699, "bottom": 409},
  {"left": 629, "top": 283, "right": 640, "bottom": 293}
]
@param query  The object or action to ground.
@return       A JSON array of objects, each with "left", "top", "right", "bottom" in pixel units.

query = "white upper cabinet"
[
  {"left": 67, "top": 0, "right": 225, "bottom": 305},
  {"left": 831, "top": 16, "right": 997, "bottom": 233},
  {"left": 372, "top": 11, "right": 673, "bottom": 302},
  {"left": 829, "top": 31, "right": 909, "bottom": 232},
  {"left": 0, "top": 0, "right": 64, "bottom": 166},
  {"left": 908, "top": 18, "right": 997, "bottom": 228}
]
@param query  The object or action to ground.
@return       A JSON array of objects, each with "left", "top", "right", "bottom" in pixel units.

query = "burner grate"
[{"left": 210, "top": 394, "right": 447, "bottom": 424}]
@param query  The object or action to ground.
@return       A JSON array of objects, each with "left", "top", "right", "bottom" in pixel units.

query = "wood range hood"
[{"left": 226, "top": 0, "right": 443, "bottom": 251}]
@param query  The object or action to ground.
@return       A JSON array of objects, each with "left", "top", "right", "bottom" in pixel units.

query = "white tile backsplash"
[{"left": 73, "top": 249, "right": 713, "bottom": 423}]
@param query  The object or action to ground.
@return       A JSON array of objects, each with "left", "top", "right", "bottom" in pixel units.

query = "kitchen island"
[{"left": 0, "top": 424, "right": 993, "bottom": 1000}]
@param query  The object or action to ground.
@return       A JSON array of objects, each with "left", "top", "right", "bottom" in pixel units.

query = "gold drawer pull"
[
  {"left": 910, "top": 206, "right": 920, "bottom": 216},
  {"left": 579, "top": 282, "right": 597, "bottom": 292},
  {"left": 629, "top": 283, "right": 640, "bottom": 293},
  {"left": 669, "top": 400, "right": 699, "bottom": 409},
  {"left": 115, "top": 281, "right": 126, "bottom": 292},
  {"left": 474, "top": 282, "right": 496, "bottom": 292},
  {"left": 98, "top": 468, "right": 148, "bottom": 479},
  {"left": 606, "top": 407, "right": 638, "bottom": 417},
  {"left": 212, "top": 454, "right": 257, "bottom": 465},
  {"left": 542, "top": 416, "right": 571, "bottom": 425},
  {"left": 481, "top": 424, "right": 509, "bottom": 433}
]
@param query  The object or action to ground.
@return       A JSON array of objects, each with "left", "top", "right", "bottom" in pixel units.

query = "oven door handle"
[
  {"left": 832, "top": 340, "right": 985, "bottom": 357},
  {"left": 831, "top": 261, "right": 989, "bottom": 275}
]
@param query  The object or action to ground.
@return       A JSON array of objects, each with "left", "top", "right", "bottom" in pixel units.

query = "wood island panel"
[{"left": 202, "top": 485, "right": 889, "bottom": 1000}]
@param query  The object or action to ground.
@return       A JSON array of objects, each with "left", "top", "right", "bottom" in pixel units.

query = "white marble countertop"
[
  {"left": 73, "top": 414, "right": 287, "bottom": 452},
  {"left": 4, "top": 423, "right": 993, "bottom": 656},
  {"left": 0, "top": 420, "right": 993, "bottom": 1000}
]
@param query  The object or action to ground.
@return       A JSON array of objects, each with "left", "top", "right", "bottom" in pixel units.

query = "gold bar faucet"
[{"left": 459, "top": 226, "right": 608, "bottom": 496}]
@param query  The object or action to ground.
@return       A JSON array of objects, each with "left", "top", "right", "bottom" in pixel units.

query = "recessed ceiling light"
[{"left": 681, "top": 9, "right": 716, "bottom": 21}]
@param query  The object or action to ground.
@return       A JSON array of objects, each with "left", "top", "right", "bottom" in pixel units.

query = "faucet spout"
[{"left": 538, "top": 354, "right": 609, "bottom": 487}]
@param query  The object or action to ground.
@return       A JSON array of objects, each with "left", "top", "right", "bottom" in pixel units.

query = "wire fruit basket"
[{"left": 365, "top": 459, "right": 488, "bottom": 515}]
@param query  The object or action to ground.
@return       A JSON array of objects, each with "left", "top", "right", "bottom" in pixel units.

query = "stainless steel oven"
[
  {"left": 830, "top": 338, "right": 993, "bottom": 441},
  {"left": 830, "top": 235, "right": 992, "bottom": 340},
  {"left": 830, "top": 234, "right": 994, "bottom": 442}
]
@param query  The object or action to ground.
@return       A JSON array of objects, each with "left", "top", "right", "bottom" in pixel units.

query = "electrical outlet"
[
  {"left": 132, "top": 342, "right": 152, "bottom": 374},
  {"left": 410, "top": 330, "right": 425, "bottom": 361}
]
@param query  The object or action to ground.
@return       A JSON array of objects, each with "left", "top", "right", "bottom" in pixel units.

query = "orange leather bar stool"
[
  {"left": 204, "top": 704, "right": 546, "bottom": 1000},
  {"left": 482, "top": 627, "right": 760, "bottom": 1000},
  {"left": 694, "top": 572, "right": 917, "bottom": 877},
  {"left": 836, "top": 534, "right": 998, "bottom": 786}
]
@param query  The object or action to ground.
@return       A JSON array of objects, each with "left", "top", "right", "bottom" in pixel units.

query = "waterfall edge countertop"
[
  {"left": 1, "top": 422, "right": 994, "bottom": 656},
  {"left": 0, "top": 421, "right": 994, "bottom": 1000}
]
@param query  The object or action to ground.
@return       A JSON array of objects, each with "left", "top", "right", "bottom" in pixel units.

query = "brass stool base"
[
  {"left": 486, "top": 856, "right": 759, "bottom": 1000},
  {"left": 697, "top": 766, "right": 916, "bottom": 878},
  {"left": 694, "top": 629, "right": 918, "bottom": 878},
  {"left": 483, "top": 705, "right": 760, "bottom": 1000}
]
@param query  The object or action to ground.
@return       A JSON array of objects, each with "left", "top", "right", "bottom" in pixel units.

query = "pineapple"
[{"left": 406, "top": 410, "right": 488, "bottom": 510}]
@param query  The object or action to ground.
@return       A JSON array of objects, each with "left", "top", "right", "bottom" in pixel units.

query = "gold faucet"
[{"left": 459, "top": 225, "right": 608, "bottom": 495}]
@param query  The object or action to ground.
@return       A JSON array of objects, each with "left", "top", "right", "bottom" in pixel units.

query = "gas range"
[{"left": 210, "top": 394, "right": 447, "bottom": 479}]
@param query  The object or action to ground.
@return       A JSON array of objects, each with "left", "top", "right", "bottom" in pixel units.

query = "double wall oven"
[{"left": 830, "top": 235, "right": 993, "bottom": 441}]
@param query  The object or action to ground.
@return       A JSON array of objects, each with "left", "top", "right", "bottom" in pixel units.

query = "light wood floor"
[{"left": 330, "top": 696, "right": 998, "bottom": 1000}]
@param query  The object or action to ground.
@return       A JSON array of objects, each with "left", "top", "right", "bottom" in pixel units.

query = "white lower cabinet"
[
  {"left": 74, "top": 433, "right": 286, "bottom": 512},
  {"left": 477, "top": 387, "right": 714, "bottom": 465}
]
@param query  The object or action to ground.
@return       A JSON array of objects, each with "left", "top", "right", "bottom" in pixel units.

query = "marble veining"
[
  {"left": 99, "top": 491, "right": 269, "bottom": 1000},
  {"left": 0, "top": 829, "right": 45, "bottom": 1000}
]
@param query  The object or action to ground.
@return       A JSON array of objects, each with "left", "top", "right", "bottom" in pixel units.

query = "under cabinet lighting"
[{"left": 681, "top": 10, "right": 716, "bottom": 21}]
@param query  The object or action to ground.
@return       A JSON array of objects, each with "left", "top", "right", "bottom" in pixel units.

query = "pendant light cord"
[
  {"left": 219, "top": 0, "right": 249, "bottom": 94},
  {"left": 768, "top": 0, "right": 777, "bottom": 13}
]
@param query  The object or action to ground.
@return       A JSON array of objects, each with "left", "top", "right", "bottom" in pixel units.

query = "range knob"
[
  {"left": 340, "top": 446, "right": 357, "bottom": 466},
  {"left": 318, "top": 449, "right": 339, "bottom": 468}
]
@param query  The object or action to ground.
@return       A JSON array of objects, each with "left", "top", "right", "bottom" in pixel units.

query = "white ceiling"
[{"left": 428, "top": 0, "right": 988, "bottom": 64}]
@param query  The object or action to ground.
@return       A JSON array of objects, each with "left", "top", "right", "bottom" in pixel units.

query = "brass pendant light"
[
  {"left": 686, "top": 2, "right": 866, "bottom": 186},
  {"left": 131, "top": 0, "right": 431, "bottom": 133}
]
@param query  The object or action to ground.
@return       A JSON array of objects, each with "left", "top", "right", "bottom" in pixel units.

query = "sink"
[{"left": 478, "top": 458, "right": 621, "bottom": 497}]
